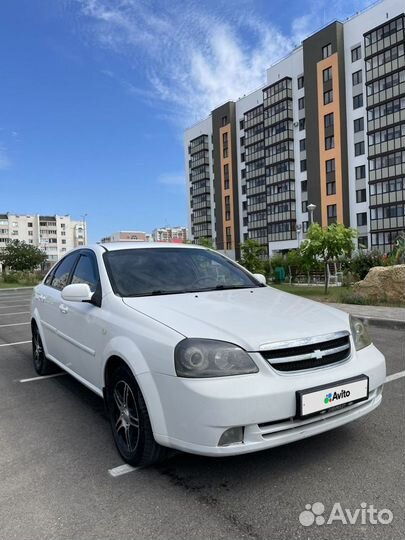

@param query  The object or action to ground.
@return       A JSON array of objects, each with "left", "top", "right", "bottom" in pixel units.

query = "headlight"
[
  {"left": 350, "top": 315, "right": 372, "bottom": 351},
  {"left": 174, "top": 339, "right": 259, "bottom": 378}
]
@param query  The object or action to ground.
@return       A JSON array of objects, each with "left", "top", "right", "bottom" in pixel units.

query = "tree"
[
  {"left": 197, "top": 237, "right": 214, "bottom": 249},
  {"left": 300, "top": 223, "right": 357, "bottom": 293},
  {"left": 239, "top": 239, "right": 267, "bottom": 274},
  {"left": 0, "top": 240, "right": 47, "bottom": 272}
]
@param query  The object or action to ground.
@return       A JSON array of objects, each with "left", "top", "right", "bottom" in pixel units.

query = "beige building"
[
  {"left": 152, "top": 227, "right": 188, "bottom": 243},
  {"left": 0, "top": 213, "right": 87, "bottom": 263},
  {"left": 101, "top": 231, "right": 153, "bottom": 243}
]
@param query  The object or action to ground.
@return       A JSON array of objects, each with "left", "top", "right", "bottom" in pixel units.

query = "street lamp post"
[
  {"left": 307, "top": 203, "right": 316, "bottom": 225},
  {"left": 296, "top": 223, "right": 302, "bottom": 246}
]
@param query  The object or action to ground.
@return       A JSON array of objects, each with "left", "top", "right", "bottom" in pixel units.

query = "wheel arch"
[{"left": 102, "top": 350, "right": 168, "bottom": 439}]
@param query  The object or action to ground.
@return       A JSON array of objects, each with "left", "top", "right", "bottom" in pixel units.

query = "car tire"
[
  {"left": 106, "top": 364, "right": 169, "bottom": 467},
  {"left": 32, "top": 324, "right": 55, "bottom": 376}
]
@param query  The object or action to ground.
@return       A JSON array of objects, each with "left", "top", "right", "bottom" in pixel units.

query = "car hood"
[{"left": 123, "top": 287, "right": 350, "bottom": 351}]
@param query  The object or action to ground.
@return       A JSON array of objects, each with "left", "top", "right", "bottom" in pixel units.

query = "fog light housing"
[{"left": 218, "top": 427, "right": 244, "bottom": 446}]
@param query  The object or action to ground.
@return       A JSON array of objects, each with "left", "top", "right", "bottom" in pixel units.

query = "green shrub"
[
  {"left": 348, "top": 250, "right": 386, "bottom": 280},
  {"left": 339, "top": 292, "right": 370, "bottom": 305},
  {"left": 2, "top": 272, "right": 22, "bottom": 283}
]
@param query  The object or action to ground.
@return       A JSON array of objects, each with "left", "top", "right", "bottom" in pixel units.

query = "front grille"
[{"left": 261, "top": 331, "right": 351, "bottom": 372}]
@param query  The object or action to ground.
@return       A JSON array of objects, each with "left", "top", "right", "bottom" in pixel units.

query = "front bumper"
[{"left": 141, "top": 343, "right": 386, "bottom": 457}]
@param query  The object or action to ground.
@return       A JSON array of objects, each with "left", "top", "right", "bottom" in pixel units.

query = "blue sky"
[{"left": 0, "top": 0, "right": 373, "bottom": 242}]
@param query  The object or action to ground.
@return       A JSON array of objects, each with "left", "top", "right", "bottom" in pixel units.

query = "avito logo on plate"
[{"left": 324, "top": 389, "right": 351, "bottom": 404}]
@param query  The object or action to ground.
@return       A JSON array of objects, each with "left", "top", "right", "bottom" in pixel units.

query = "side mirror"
[
  {"left": 61, "top": 283, "right": 93, "bottom": 303},
  {"left": 253, "top": 273, "right": 267, "bottom": 286}
]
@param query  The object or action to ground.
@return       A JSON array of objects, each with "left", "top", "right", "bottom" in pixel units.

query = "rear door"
[{"left": 38, "top": 252, "right": 79, "bottom": 362}]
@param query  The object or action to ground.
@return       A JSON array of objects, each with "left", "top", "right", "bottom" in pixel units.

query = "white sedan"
[{"left": 31, "top": 243, "right": 386, "bottom": 466}]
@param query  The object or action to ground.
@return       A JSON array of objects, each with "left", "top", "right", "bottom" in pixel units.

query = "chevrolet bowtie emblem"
[{"left": 313, "top": 349, "right": 323, "bottom": 360}]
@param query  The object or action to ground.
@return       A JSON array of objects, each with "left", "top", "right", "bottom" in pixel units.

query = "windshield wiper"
[
  {"left": 196, "top": 284, "right": 258, "bottom": 292},
  {"left": 126, "top": 289, "right": 180, "bottom": 297}
]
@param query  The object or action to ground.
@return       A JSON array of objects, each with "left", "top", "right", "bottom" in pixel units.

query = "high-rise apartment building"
[
  {"left": 0, "top": 213, "right": 87, "bottom": 263},
  {"left": 152, "top": 226, "right": 188, "bottom": 243},
  {"left": 185, "top": 0, "right": 404, "bottom": 256}
]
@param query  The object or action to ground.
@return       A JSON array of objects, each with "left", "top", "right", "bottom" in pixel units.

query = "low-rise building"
[
  {"left": 0, "top": 213, "right": 87, "bottom": 263},
  {"left": 152, "top": 226, "right": 188, "bottom": 243},
  {"left": 101, "top": 231, "right": 153, "bottom": 243}
]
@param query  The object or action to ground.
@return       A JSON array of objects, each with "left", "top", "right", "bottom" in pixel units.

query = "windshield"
[{"left": 104, "top": 248, "right": 261, "bottom": 297}]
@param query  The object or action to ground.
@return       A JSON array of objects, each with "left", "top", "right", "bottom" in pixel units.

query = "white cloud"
[{"left": 75, "top": 0, "right": 375, "bottom": 125}]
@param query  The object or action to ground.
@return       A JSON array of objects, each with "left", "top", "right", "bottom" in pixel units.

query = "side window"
[
  {"left": 71, "top": 254, "right": 99, "bottom": 292},
  {"left": 51, "top": 253, "right": 78, "bottom": 291}
]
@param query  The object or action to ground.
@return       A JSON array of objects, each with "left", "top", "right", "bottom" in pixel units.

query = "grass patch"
[{"left": 271, "top": 283, "right": 405, "bottom": 307}]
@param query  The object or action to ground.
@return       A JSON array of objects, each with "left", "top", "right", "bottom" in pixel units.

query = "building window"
[
  {"left": 225, "top": 195, "right": 231, "bottom": 221},
  {"left": 240, "top": 136, "right": 245, "bottom": 147},
  {"left": 221, "top": 115, "right": 228, "bottom": 126},
  {"left": 352, "top": 70, "right": 362, "bottom": 86},
  {"left": 327, "top": 204, "right": 337, "bottom": 224},
  {"left": 28, "top": 222, "right": 33, "bottom": 227},
  {"left": 327, "top": 180, "right": 336, "bottom": 195},
  {"left": 326, "top": 158, "right": 335, "bottom": 173},
  {"left": 354, "top": 141, "right": 365, "bottom": 156},
  {"left": 355, "top": 165, "right": 366, "bottom": 179},
  {"left": 353, "top": 117, "right": 364, "bottom": 133},
  {"left": 302, "top": 200, "right": 308, "bottom": 213},
  {"left": 300, "top": 159, "right": 307, "bottom": 172},
  {"left": 239, "top": 119, "right": 244, "bottom": 130},
  {"left": 28, "top": 230, "right": 33, "bottom": 236},
  {"left": 325, "top": 136, "right": 335, "bottom": 150},
  {"left": 357, "top": 212, "right": 367, "bottom": 226},
  {"left": 322, "top": 43, "right": 332, "bottom": 59},
  {"left": 351, "top": 45, "right": 361, "bottom": 62},
  {"left": 358, "top": 236, "right": 368, "bottom": 249},
  {"left": 298, "top": 75, "right": 304, "bottom": 89},
  {"left": 299, "top": 139, "right": 306, "bottom": 151},
  {"left": 298, "top": 96, "right": 305, "bottom": 110},
  {"left": 301, "top": 180, "right": 308, "bottom": 192},
  {"left": 223, "top": 163, "right": 229, "bottom": 189},
  {"left": 323, "top": 67, "right": 332, "bottom": 82},
  {"left": 299, "top": 118, "right": 306, "bottom": 131},
  {"left": 353, "top": 94, "right": 363, "bottom": 109},
  {"left": 356, "top": 189, "right": 367, "bottom": 203},
  {"left": 324, "top": 113, "right": 334, "bottom": 128},
  {"left": 324, "top": 89, "right": 333, "bottom": 105}
]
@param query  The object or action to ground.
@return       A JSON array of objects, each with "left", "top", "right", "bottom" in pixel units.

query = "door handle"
[
  {"left": 37, "top": 294, "right": 46, "bottom": 302},
  {"left": 59, "top": 304, "right": 69, "bottom": 314}
]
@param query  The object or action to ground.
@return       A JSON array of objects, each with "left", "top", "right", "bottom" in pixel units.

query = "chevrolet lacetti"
[{"left": 31, "top": 243, "right": 386, "bottom": 466}]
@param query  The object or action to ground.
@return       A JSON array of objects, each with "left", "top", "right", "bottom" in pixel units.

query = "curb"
[{"left": 362, "top": 317, "right": 405, "bottom": 330}]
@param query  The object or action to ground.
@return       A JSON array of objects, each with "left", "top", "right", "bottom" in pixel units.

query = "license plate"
[{"left": 296, "top": 375, "right": 369, "bottom": 419}]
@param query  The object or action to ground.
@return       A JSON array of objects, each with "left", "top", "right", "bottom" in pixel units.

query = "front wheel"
[
  {"left": 106, "top": 364, "right": 169, "bottom": 467},
  {"left": 32, "top": 325, "right": 55, "bottom": 376}
]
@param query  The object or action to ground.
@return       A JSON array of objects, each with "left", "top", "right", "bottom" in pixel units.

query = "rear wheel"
[
  {"left": 106, "top": 364, "right": 169, "bottom": 467},
  {"left": 32, "top": 325, "right": 55, "bottom": 376}
]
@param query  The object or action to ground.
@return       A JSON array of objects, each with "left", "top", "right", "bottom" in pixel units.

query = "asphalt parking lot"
[{"left": 0, "top": 288, "right": 404, "bottom": 540}]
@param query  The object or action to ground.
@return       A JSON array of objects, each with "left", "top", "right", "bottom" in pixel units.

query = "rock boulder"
[{"left": 353, "top": 264, "right": 405, "bottom": 303}]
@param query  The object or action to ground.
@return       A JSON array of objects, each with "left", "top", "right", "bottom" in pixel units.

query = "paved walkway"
[{"left": 327, "top": 302, "right": 405, "bottom": 327}]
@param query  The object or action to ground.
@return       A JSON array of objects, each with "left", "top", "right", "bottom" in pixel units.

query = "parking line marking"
[
  {"left": 0, "top": 304, "right": 31, "bottom": 309},
  {"left": 0, "top": 311, "right": 30, "bottom": 316},
  {"left": 19, "top": 373, "right": 66, "bottom": 383},
  {"left": 0, "top": 340, "right": 31, "bottom": 348},
  {"left": 0, "top": 322, "right": 30, "bottom": 328},
  {"left": 108, "top": 464, "right": 141, "bottom": 477},
  {"left": 385, "top": 370, "right": 405, "bottom": 383}
]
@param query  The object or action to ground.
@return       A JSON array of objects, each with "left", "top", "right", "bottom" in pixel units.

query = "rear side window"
[
  {"left": 50, "top": 253, "right": 78, "bottom": 291},
  {"left": 71, "top": 254, "right": 99, "bottom": 292}
]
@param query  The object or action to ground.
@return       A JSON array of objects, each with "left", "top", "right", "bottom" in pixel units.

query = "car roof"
[{"left": 96, "top": 242, "right": 208, "bottom": 252}]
